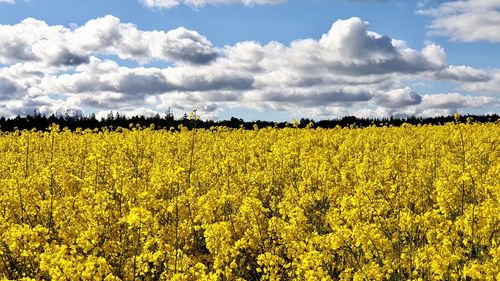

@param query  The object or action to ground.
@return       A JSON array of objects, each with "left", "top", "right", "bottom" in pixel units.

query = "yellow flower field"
[{"left": 0, "top": 122, "right": 499, "bottom": 280}]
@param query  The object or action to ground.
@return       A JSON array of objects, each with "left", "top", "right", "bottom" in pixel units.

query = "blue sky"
[{"left": 0, "top": 0, "right": 498, "bottom": 120}]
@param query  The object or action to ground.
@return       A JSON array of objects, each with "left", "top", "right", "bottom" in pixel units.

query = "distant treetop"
[{"left": 0, "top": 113, "right": 498, "bottom": 132}]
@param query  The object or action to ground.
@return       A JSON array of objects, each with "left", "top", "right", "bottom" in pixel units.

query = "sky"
[{"left": 0, "top": 0, "right": 499, "bottom": 121}]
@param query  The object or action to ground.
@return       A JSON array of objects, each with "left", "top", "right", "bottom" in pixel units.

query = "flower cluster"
[{"left": 0, "top": 122, "right": 498, "bottom": 280}]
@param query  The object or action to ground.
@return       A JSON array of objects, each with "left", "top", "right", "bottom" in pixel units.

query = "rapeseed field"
[{"left": 0, "top": 121, "right": 498, "bottom": 280}]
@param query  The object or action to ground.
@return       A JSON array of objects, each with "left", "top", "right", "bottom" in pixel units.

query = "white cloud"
[
  {"left": 0, "top": 0, "right": 14, "bottom": 4},
  {"left": 41, "top": 56, "right": 253, "bottom": 96},
  {"left": 313, "top": 18, "right": 440, "bottom": 74},
  {"left": 72, "top": 16, "right": 218, "bottom": 64},
  {"left": 0, "top": 16, "right": 497, "bottom": 118},
  {"left": 420, "top": 93, "right": 496, "bottom": 109},
  {"left": 139, "top": 0, "right": 286, "bottom": 9},
  {"left": 417, "top": 108, "right": 458, "bottom": 117},
  {"left": 421, "top": 43, "right": 446, "bottom": 67},
  {"left": 373, "top": 87, "right": 422, "bottom": 108},
  {"left": 460, "top": 70, "right": 500, "bottom": 94},
  {"left": 417, "top": 0, "right": 500, "bottom": 42},
  {"left": 0, "top": 95, "right": 84, "bottom": 117},
  {"left": 0, "top": 16, "right": 217, "bottom": 67},
  {"left": 434, "top": 65, "right": 491, "bottom": 82}
]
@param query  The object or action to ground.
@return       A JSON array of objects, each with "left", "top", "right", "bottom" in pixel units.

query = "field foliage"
[{"left": 0, "top": 122, "right": 499, "bottom": 280}]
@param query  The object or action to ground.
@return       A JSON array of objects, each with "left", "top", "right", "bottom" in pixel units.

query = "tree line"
[{"left": 0, "top": 111, "right": 498, "bottom": 132}]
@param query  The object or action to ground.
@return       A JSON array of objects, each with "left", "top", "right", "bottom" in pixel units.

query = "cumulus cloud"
[
  {"left": 0, "top": 0, "right": 14, "bottom": 4},
  {"left": 0, "top": 95, "right": 84, "bottom": 117},
  {"left": 434, "top": 65, "right": 491, "bottom": 82},
  {"left": 421, "top": 43, "right": 446, "bottom": 67},
  {"left": 225, "top": 17, "right": 447, "bottom": 94},
  {"left": 0, "top": 76, "right": 20, "bottom": 100},
  {"left": 72, "top": 16, "right": 218, "bottom": 64},
  {"left": 311, "top": 18, "right": 443, "bottom": 74},
  {"left": 460, "top": 70, "right": 500, "bottom": 94},
  {"left": 0, "top": 15, "right": 497, "bottom": 118},
  {"left": 420, "top": 93, "right": 496, "bottom": 109},
  {"left": 417, "top": 0, "right": 500, "bottom": 42},
  {"left": 41, "top": 57, "right": 253, "bottom": 96},
  {"left": 359, "top": 92, "right": 497, "bottom": 119},
  {"left": 0, "top": 16, "right": 217, "bottom": 67},
  {"left": 139, "top": 0, "right": 286, "bottom": 9},
  {"left": 244, "top": 88, "right": 372, "bottom": 108},
  {"left": 373, "top": 88, "right": 422, "bottom": 108}
]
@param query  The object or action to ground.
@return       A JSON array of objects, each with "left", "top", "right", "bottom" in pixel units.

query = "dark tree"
[{"left": 0, "top": 113, "right": 497, "bottom": 132}]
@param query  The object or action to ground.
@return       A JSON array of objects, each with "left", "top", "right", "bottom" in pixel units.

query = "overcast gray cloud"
[
  {"left": 417, "top": 0, "right": 500, "bottom": 42},
  {"left": 0, "top": 15, "right": 497, "bottom": 119}
]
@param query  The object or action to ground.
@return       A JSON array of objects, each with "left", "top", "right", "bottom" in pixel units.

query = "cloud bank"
[
  {"left": 0, "top": 16, "right": 497, "bottom": 119},
  {"left": 0, "top": 16, "right": 217, "bottom": 66},
  {"left": 418, "top": 0, "right": 500, "bottom": 42}
]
